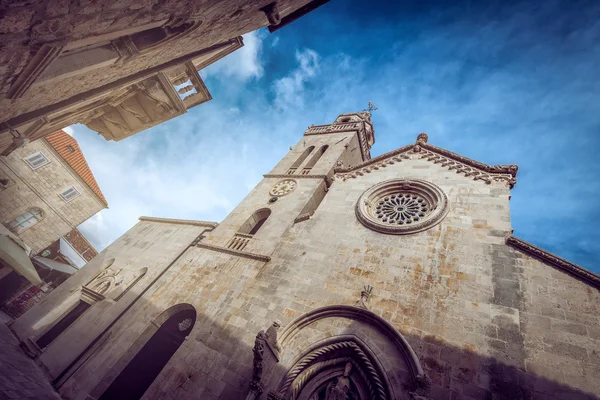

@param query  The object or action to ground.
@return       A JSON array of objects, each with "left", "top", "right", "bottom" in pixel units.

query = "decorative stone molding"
[
  {"left": 278, "top": 306, "right": 425, "bottom": 383},
  {"left": 355, "top": 285, "right": 373, "bottom": 309},
  {"left": 247, "top": 322, "right": 281, "bottom": 400},
  {"left": 294, "top": 212, "right": 312, "bottom": 224},
  {"left": 7, "top": 44, "right": 64, "bottom": 99},
  {"left": 304, "top": 112, "right": 375, "bottom": 161},
  {"left": 356, "top": 179, "right": 449, "bottom": 235},
  {"left": 275, "top": 339, "right": 388, "bottom": 400},
  {"left": 261, "top": 2, "right": 282, "bottom": 26},
  {"left": 334, "top": 133, "right": 518, "bottom": 188},
  {"left": 138, "top": 216, "right": 218, "bottom": 228},
  {"left": 506, "top": 235, "right": 600, "bottom": 289},
  {"left": 195, "top": 242, "right": 271, "bottom": 262},
  {"left": 264, "top": 174, "right": 332, "bottom": 186},
  {"left": 335, "top": 150, "right": 411, "bottom": 181}
]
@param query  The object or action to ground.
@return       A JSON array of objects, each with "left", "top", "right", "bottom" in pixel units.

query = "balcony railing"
[
  {"left": 226, "top": 232, "right": 253, "bottom": 251},
  {"left": 305, "top": 122, "right": 360, "bottom": 135}
]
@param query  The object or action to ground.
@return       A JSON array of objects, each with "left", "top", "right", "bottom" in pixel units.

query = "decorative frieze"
[{"left": 334, "top": 133, "right": 518, "bottom": 188}]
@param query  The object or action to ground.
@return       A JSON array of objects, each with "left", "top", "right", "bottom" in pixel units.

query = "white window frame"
[
  {"left": 59, "top": 186, "right": 81, "bottom": 202},
  {"left": 6, "top": 208, "right": 44, "bottom": 234},
  {"left": 24, "top": 151, "right": 50, "bottom": 170}
]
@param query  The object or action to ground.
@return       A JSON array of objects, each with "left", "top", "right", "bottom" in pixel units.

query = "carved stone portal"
[{"left": 85, "top": 264, "right": 146, "bottom": 301}]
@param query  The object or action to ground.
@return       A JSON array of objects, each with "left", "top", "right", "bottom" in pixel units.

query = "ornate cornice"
[
  {"left": 506, "top": 236, "right": 600, "bottom": 289},
  {"left": 334, "top": 133, "right": 518, "bottom": 188},
  {"left": 264, "top": 174, "right": 332, "bottom": 187},
  {"left": 195, "top": 242, "right": 271, "bottom": 262},
  {"left": 138, "top": 216, "right": 218, "bottom": 228}
]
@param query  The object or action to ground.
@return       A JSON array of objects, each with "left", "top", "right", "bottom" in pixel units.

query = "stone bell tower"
[{"left": 199, "top": 111, "right": 376, "bottom": 256}]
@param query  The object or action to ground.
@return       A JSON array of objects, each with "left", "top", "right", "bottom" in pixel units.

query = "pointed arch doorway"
[{"left": 98, "top": 304, "right": 196, "bottom": 400}]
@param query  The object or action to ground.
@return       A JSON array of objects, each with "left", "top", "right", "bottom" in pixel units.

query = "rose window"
[
  {"left": 375, "top": 193, "right": 430, "bottom": 225},
  {"left": 356, "top": 179, "right": 449, "bottom": 234},
  {"left": 270, "top": 179, "right": 297, "bottom": 197}
]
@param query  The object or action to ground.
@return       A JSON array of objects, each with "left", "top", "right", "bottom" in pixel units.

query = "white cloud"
[
  {"left": 202, "top": 31, "right": 265, "bottom": 81},
  {"left": 273, "top": 49, "right": 320, "bottom": 109},
  {"left": 63, "top": 126, "right": 75, "bottom": 136}
]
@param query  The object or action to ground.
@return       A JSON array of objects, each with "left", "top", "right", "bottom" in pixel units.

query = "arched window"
[
  {"left": 98, "top": 304, "right": 196, "bottom": 400},
  {"left": 5, "top": 208, "right": 43, "bottom": 234},
  {"left": 301, "top": 145, "right": 329, "bottom": 175},
  {"left": 288, "top": 146, "right": 315, "bottom": 174},
  {"left": 239, "top": 209, "right": 272, "bottom": 235}
]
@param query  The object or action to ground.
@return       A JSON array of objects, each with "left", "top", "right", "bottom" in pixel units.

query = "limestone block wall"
[
  {"left": 0, "top": 139, "right": 104, "bottom": 253},
  {"left": 0, "top": 0, "right": 314, "bottom": 122},
  {"left": 24, "top": 142, "right": 599, "bottom": 400},
  {"left": 58, "top": 245, "right": 268, "bottom": 400},
  {"left": 10, "top": 219, "right": 208, "bottom": 380},
  {"left": 269, "top": 132, "right": 362, "bottom": 176}
]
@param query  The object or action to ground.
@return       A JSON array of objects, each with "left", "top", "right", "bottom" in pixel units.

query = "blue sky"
[{"left": 70, "top": 0, "right": 600, "bottom": 273}]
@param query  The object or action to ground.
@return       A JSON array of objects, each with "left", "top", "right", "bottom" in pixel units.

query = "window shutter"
[
  {"left": 25, "top": 152, "right": 50, "bottom": 169},
  {"left": 60, "top": 186, "right": 80, "bottom": 202}
]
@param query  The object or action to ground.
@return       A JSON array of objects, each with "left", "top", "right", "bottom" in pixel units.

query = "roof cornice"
[
  {"left": 334, "top": 133, "right": 518, "bottom": 188},
  {"left": 138, "top": 216, "right": 218, "bottom": 228},
  {"left": 506, "top": 235, "right": 600, "bottom": 290}
]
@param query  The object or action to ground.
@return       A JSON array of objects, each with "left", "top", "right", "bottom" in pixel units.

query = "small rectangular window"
[
  {"left": 24, "top": 152, "right": 50, "bottom": 169},
  {"left": 60, "top": 186, "right": 80, "bottom": 202}
]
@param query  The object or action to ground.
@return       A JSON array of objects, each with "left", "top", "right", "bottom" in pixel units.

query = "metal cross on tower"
[{"left": 363, "top": 101, "right": 378, "bottom": 113}]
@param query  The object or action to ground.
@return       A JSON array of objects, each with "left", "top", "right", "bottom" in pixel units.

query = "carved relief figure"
[{"left": 86, "top": 265, "right": 147, "bottom": 300}]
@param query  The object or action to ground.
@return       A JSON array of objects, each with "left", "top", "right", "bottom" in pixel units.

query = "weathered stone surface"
[{"left": 7, "top": 115, "right": 600, "bottom": 399}]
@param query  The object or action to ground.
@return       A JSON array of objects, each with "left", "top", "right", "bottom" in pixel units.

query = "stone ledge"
[
  {"left": 195, "top": 242, "right": 271, "bottom": 262},
  {"left": 139, "top": 216, "right": 218, "bottom": 228},
  {"left": 506, "top": 235, "right": 600, "bottom": 289}
]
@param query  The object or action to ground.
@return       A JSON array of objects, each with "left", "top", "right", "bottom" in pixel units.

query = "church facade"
[{"left": 9, "top": 112, "right": 600, "bottom": 399}]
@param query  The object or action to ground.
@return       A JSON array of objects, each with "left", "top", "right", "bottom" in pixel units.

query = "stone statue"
[{"left": 325, "top": 362, "right": 353, "bottom": 400}]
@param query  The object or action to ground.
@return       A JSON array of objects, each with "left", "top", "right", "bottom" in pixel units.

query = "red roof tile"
[{"left": 45, "top": 130, "right": 108, "bottom": 207}]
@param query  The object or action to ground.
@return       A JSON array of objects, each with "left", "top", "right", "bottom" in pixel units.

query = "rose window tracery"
[
  {"left": 356, "top": 179, "right": 448, "bottom": 234},
  {"left": 374, "top": 193, "right": 429, "bottom": 225}
]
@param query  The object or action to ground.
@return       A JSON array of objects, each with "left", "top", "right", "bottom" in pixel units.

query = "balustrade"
[{"left": 226, "top": 233, "right": 253, "bottom": 251}]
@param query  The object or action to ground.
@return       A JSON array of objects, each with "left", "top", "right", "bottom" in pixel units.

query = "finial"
[
  {"left": 362, "top": 101, "right": 378, "bottom": 113},
  {"left": 356, "top": 285, "right": 373, "bottom": 309},
  {"left": 416, "top": 132, "right": 428, "bottom": 143}
]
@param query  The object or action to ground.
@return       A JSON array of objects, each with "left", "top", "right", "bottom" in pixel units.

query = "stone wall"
[
  {"left": 0, "top": 138, "right": 104, "bottom": 253},
  {"left": 0, "top": 0, "right": 314, "bottom": 122},
  {"left": 9, "top": 130, "right": 600, "bottom": 400},
  {"left": 10, "top": 219, "right": 209, "bottom": 381}
]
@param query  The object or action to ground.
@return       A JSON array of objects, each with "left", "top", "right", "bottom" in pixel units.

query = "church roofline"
[
  {"left": 138, "top": 216, "right": 218, "bottom": 228},
  {"left": 334, "top": 133, "right": 518, "bottom": 188},
  {"left": 506, "top": 235, "right": 600, "bottom": 290}
]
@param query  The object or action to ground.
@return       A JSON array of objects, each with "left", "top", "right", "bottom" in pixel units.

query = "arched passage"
[
  {"left": 97, "top": 304, "right": 196, "bottom": 400},
  {"left": 262, "top": 305, "right": 429, "bottom": 400}
]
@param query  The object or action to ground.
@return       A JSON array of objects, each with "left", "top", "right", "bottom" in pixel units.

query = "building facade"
[
  {"left": 1, "top": 129, "right": 107, "bottom": 254},
  {"left": 0, "top": 0, "right": 330, "bottom": 155},
  {"left": 8, "top": 113, "right": 600, "bottom": 400}
]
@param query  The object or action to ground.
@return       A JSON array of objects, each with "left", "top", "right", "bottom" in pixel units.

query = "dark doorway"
[
  {"left": 37, "top": 300, "right": 91, "bottom": 349},
  {"left": 99, "top": 306, "right": 196, "bottom": 400}
]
